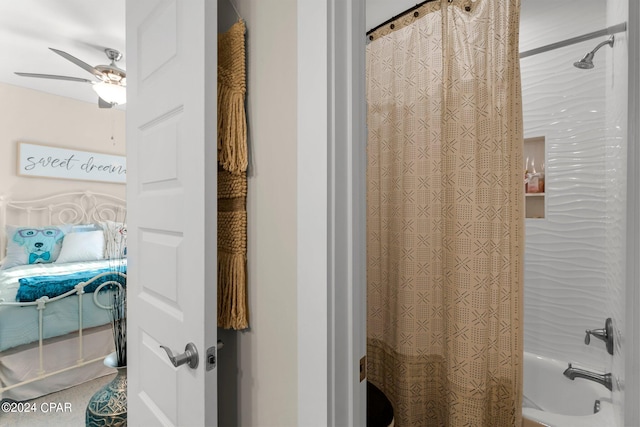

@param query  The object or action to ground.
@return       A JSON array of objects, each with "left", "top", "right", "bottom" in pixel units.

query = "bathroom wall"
[
  {"left": 366, "top": 0, "right": 415, "bottom": 31},
  {"left": 521, "top": 3, "right": 630, "bottom": 425},
  {"left": 520, "top": 0, "right": 605, "bottom": 50},
  {"left": 520, "top": 0, "right": 624, "bottom": 388}
]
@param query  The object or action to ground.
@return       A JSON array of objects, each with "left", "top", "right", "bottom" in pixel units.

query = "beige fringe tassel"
[
  {"left": 218, "top": 20, "right": 247, "bottom": 175},
  {"left": 218, "top": 251, "right": 248, "bottom": 329},
  {"left": 218, "top": 19, "right": 249, "bottom": 329},
  {"left": 218, "top": 80, "right": 247, "bottom": 174},
  {"left": 217, "top": 171, "right": 248, "bottom": 329}
]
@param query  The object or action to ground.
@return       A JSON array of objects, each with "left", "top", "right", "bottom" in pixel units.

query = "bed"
[{"left": 0, "top": 191, "right": 126, "bottom": 401}]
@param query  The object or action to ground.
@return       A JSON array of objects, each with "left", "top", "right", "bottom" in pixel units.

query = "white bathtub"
[{"left": 523, "top": 352, "right": 614, "bottom": 427}]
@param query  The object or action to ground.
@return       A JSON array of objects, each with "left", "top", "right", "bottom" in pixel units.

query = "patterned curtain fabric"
[{"left": 366, "top": 1, "right": 524, "bottom": 426}]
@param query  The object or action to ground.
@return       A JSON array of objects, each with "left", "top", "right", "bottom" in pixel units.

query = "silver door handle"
[{"left": 160, "top": 342, "right": 199, "bottom": 369}]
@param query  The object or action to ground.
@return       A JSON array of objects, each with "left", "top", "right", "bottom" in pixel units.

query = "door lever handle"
[{"left": 160, "top": 342, "right": 199, "bottom": 369}]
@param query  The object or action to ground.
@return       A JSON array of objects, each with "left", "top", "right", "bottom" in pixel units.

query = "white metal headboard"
[{"left": 0, "top": 191, "right": 126, "bottom": 259}]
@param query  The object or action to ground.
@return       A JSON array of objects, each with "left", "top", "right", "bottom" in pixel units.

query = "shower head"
[
  {"left": 573, "top": 35, "right": 614, "bottom": 69},
  {"left": 574, "top": 52, "right": 595, "bottom": 69}
]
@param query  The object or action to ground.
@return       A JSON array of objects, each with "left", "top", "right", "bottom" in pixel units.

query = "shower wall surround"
[
  {"left": 521, "top": 3, "right": 627, "bottom": 425},
  {"left": 521, "top": 38, "right": 609, "bottom": 370}
]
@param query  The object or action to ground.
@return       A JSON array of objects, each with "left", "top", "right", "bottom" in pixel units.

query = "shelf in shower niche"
[
  {"left": 524, "top": 136, "right": 546, "bottom": 219},
  {"left": 525, "top": 190, "right": 545, "bottom": 218}
]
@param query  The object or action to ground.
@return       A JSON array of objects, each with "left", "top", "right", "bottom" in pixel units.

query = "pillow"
[
  {"left": 71, "top": 223, "right": 102, "bottom": 233},
  {"left": 100, "top": 221, "right": 127, "bottom": 259},
  {"left": 1, "top": 225, "right": 71, "bottom": 270},
  {"left": 55, "top": 230, "right": 106, "bottom": 264}
]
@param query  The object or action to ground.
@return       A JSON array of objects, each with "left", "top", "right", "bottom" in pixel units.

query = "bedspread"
[
  {"left": 0, "top": 259, "right": 126, "bottom": 352},
  {"left": 17, "top": 267, "right": 126, "bottom": 302}
]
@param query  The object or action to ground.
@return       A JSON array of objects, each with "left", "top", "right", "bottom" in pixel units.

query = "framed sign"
[{"left": 17, "top": 142, "right": 126, "bottom": 184}]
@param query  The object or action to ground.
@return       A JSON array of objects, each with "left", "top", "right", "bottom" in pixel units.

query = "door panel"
[{"left": 126, "top": 0, "right": 217, "bottom": 425}]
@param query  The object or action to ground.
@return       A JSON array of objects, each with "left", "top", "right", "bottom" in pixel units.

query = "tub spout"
[{"left": 563, "top": 363, "right": 612, "bottom": 391}]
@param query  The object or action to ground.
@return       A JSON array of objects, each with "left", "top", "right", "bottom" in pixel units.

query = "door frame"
[
  {"left": 625, "top": 0, "right": 640, "bottom": 425},
  {"left": 297, "top": 0, "right": 367, "bottom": 426}
]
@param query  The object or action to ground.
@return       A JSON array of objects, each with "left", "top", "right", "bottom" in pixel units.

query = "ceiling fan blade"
[
  {"left": 14, "top": 72, "right": 93, "bottom": 83},
  {"left": 49, "top": 48, "right": 104, "bottom": 79},
  {"left": 98, "top": 97, "right": 113, "bottom": 109}
]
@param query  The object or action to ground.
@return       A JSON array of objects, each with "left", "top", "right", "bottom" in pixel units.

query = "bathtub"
[{"left": 522, "top": 352, "right": 614, "bottom": 427}]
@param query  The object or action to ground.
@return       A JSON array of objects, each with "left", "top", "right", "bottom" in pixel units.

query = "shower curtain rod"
[
  {"left": 367, "top": 4, "right": 627, "bottom": 58},
  {"left": 519, "top": 22, "right": 627, "bottom": 59},
  {"left": 366, "top": 0, "right": 438, "bottom": 36}
]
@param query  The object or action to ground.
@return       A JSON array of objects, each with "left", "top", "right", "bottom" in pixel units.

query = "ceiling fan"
[{"left": 15, "top": 47, "right": 126, "bottom": 108}]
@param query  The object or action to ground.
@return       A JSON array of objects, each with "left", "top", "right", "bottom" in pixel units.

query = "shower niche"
[{"left": 524, "top": 136, "right": 545, "bottom": 219}]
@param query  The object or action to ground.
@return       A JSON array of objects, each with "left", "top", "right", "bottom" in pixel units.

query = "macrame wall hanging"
[{"left": 217, "top": 19, "right": 248, "bottom": 330}]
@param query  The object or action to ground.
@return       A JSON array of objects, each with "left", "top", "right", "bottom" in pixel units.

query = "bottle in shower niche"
[
  {"left": 527, "top": 157, "right": 544, "bottom": 193},
  {"left": 524, "top": 156, "right": 529, "bottom": 193}
]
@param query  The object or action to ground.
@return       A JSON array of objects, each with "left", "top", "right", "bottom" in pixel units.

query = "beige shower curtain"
[{"left": 366, "top": 1, "right": 523, "bottom": 426}]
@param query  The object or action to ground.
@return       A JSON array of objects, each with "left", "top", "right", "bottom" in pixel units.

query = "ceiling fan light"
[
  {"left": 106, "top": 72, "right": 123, "bottom": 82},
  {"left": 92, "top": 81, "right": 126, "bottom": 105}
]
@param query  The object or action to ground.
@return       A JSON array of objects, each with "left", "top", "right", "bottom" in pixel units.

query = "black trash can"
[{"left": 367, "top": 381, "right": 394, "bottom": 427}]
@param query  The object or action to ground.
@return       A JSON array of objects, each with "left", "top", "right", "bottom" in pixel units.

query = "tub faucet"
[{"left": 563, "top": 363, "right": 612, "bottom": 391}]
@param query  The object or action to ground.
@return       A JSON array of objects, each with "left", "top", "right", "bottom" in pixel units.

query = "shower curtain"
[{"left": 366, "top": 1, "right": 523, "bottom": 426}]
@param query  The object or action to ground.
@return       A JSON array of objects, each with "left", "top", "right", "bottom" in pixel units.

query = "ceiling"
[
  {"left": 0, "top": 0, "right": 125, "bottom": 107},
  {"left": 0, "top": 0, "right": 606, "bottom": 107}
]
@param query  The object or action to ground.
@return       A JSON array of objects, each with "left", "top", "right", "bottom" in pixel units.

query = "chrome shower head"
[
  {"left": 574, "top": 52, "right": 595, "bottom": 69},
  {"left": 573, "top": 35, "right": 614, "bottom": 69}
]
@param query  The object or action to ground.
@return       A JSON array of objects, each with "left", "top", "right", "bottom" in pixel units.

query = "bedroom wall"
[
  {"left": 218, "top": 0, "right": 299, "bottom": 426},
  {"left": 0, "top": 82, "right": 126, "bottom": 200}
]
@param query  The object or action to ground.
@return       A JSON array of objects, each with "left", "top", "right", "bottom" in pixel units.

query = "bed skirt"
[{"left": 0, "top": 325, "right": 114, "bottom": 401}]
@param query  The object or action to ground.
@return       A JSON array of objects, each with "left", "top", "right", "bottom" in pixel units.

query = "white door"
[{"left": 126, "top": 0, "right": 218, "bottom": 425}]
